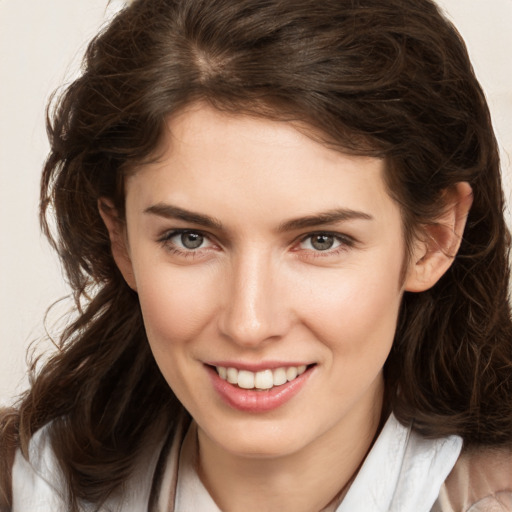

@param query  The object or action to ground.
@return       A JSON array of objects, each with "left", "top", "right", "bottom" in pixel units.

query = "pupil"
[
  {"left": 181, "top": 232, "right": 203, "bottom": 249},
  {"left": 311, "top": 235, "right": 334, "bottom": 251}
]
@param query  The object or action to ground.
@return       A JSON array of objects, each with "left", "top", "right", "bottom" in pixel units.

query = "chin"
[{"left": 204, "top": 418, "right": 316, "bottom": 459}]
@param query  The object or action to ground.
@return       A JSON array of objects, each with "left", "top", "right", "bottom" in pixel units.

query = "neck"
[{"left": 197, "top": 379, "right": 384, "bottom": 512}]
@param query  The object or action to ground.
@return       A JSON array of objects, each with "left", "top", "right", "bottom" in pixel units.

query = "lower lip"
[{"left": 207, "top": 366, "right": 313, "bottom": 413}]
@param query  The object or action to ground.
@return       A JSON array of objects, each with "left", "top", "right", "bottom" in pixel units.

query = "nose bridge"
[{"left": 219, "top": 247, "right": 286, "bottom": 346}]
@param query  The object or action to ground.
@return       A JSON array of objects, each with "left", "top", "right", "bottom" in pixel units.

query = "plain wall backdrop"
[{"left": 1, "top": 0, "right": 511, "bottom": 405}]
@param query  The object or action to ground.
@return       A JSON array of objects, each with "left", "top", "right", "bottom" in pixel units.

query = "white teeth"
[
  {"left": 238, "top": 370, "right": 255, "bottom": 389},
  {"left": 286, "top": 366, "right": 298, "bottom": 381},
  {"left": 254, "top": 369, "right": 273, "bottom": 389},
  {"left": 215, "top": 365, "right": 309, "bottom": 390},
  {"left": 272, "top": 367, "right": 287, "bottom": 386},
  {"left": 226, "top": 367, "right": 238, "bottom": 384}
]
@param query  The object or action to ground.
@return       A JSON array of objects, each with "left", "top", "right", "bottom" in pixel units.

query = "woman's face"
[{"left": 120, "top": 103, "right": 412, "bottom": 460}]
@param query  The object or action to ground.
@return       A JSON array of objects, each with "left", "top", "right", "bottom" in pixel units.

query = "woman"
[{"left": 1, "top": 0, "right": 512, "bottom": 510}]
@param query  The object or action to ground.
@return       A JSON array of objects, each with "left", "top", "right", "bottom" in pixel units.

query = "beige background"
[{"left": 1, "top": 0, "right": 511, "bottom": 405}]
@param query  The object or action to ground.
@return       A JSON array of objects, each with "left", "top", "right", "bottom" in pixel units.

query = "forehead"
[{"left": 125, "top": 103, "right": 401, "bottom": 231}]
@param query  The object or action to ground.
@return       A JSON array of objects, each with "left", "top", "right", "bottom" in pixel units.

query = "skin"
[{"left": 101, "top": 103, "right": 472, "bottom": 512}]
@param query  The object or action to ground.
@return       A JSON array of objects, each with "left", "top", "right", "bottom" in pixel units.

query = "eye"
[
  {"left": 308, "top": 234, "right": 338, "bottom": 251},
  {"left": 177, "top": 231, "right": 205, "bottom": 249},
  {"left": 299, "top": 233, "right": 343, "bottom": 252},
  {"left": 159, "top": 229, "right": 214, "bottom": 252},
  {"left": 295, "top": 232, "right": 356, "bottom": 257}
]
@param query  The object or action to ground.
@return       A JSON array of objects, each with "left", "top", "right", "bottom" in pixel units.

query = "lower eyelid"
[{"left": 305, "top": 245, "right": 349, "bottom": 258}]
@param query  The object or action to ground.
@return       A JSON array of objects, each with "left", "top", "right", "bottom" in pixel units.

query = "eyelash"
[{"left": 157, "top": 229, "right": 356, "bottom": 259}]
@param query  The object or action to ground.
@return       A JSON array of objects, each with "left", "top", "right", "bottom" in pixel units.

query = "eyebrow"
[
  {"left": 277, "top": 209, "right": 373, "bottom": 232},
  {"left": 144, "top": 204, "right": 224, "bottom": 230},
  {"left": 144, "top": 203, "right": 373, "bottom": 232}
]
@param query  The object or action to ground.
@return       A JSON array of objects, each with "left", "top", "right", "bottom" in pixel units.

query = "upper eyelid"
[
  {"left": 159, "top": 228, "right": 206, "bottom": 238},
  {"left": 159, "top": 227, "right": 210, "bottom": 240},
  {"left": 297, "top": 231, "right": 356, "bottom": 244},
  {"left": 300, "top": 230, "right": 351, "bottom": 239},
  {"left": 157, "top": 228, "right": 211, "bottom": 245}
]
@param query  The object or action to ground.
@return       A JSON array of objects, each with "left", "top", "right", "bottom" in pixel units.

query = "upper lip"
[{"left": 205, "top": 361, "right": 313, "bottom": 372}]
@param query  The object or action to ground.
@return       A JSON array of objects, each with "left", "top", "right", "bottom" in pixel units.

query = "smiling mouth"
[{"left": 213, "top": 365, "right": 311, "bottom": 390}]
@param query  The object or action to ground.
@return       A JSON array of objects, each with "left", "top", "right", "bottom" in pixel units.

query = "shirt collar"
[{"left": 160, "top": 413, "right": 462, "bottom": 512}]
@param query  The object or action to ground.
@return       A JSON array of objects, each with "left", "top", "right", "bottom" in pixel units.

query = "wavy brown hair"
[{"left": 2, "top": 0, "right": 512, "bottom": 509}]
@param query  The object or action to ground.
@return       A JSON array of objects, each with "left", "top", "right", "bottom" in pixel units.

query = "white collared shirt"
[{"left": 12, "top": 412, "right": 468, "bottom": 511}]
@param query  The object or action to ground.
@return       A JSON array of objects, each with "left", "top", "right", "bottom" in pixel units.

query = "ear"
[
  {"left": 404, "top": 182, "right": 473, "bottom": 293},
  {"left": 98, "top": 198, "right": 137, "bottom": 291}
]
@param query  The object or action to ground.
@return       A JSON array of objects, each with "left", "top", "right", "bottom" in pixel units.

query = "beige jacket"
[{"left": 433, "top": 446, "right": 512, "bottom": 512}]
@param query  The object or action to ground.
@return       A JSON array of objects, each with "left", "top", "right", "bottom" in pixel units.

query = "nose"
[{"left": 218, "top": 250, "right": 290, "bottom": 348}]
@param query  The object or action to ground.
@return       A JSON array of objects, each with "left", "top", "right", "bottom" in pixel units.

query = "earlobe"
[
  {"left": 98, "top": 199, "right": 138, "bottom": 291},
  {"left": 404, "top": 182, "right": 473, "bottom": 293}
]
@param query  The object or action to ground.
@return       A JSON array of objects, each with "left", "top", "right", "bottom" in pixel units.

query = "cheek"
[
  {"left": 300, "top": 259, "right": 403, "bottom": 356},
  {"left": 302, "top": 267, "right": 402, "bottom": 408},
  {"left": 135, "top": 264, "right": 219, "bottom": 347}
]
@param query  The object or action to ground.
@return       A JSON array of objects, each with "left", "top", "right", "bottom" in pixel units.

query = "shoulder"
[
  {"left": 434, "top": 445, "right": 512, "bottom": 512},
  {"left": 11, "top": 417, "right": 175, "bottom": 512},
  {"left": 11, "top": 424, "right": 68, "bottom": 511}
]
